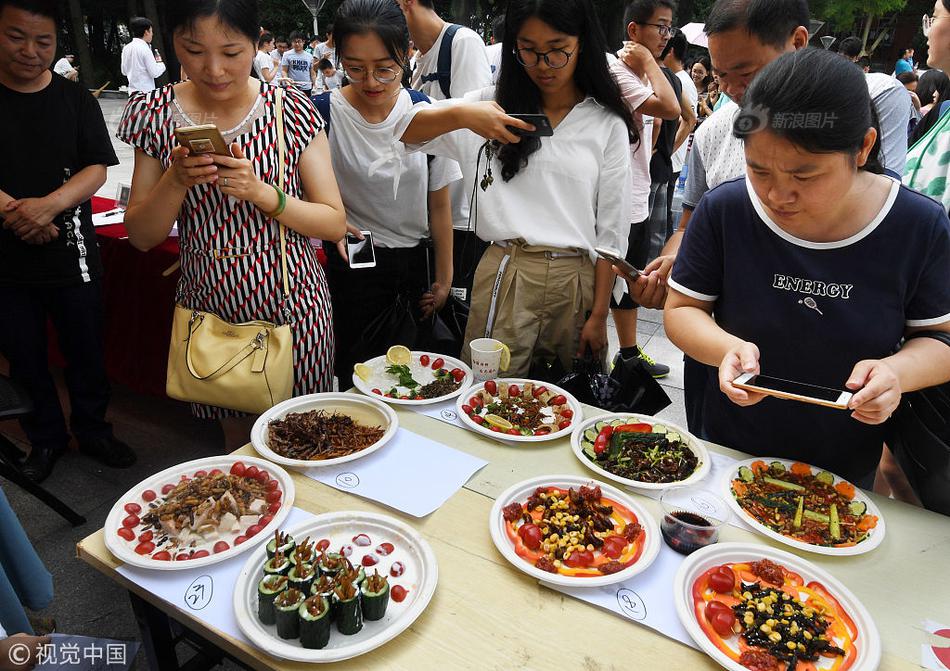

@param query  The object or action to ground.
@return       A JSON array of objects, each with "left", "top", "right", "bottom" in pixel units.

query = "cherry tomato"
[
  {"left": 414, "top": 396, "right": 423, "bottom": 400},
  {"left": 361, "top": 554, "right": 379, "bottom": 567},
  {"left": 122, "top": 514, "right": 140, "bottom": 528},
  {"left": 194, "top": 470, "right": 207, "bottom": 478},
  {"left": 469, "top": 395, "right": 482, "bottom": 408},
  {"left": 451, "top": 368, "right": 465, "bottom": 382},
  {"left": 563, "top": 550, "right": 595, "bottom": 568},
  {"left": 601, "top": 536, "right": 627, "bottom": 559},
  {"left": 557, "top": 419, "right": 571, "bottom": 431},
  {"left": 704, "top": 601, "right": 736, "bottom": 637},
  {"left": 471, "top": 415, "right": 485, "bottom": 425},
  {"left": 117, "top": 528, "right": 135, "bottom": 541},
  {"left": 708, "top": 566, "right": 736, "bottom": 594},
  {"left": 266, "top": 489, "right": 282, "bottom": 503},
  {"left": 384, "top": 393, "right": 393, "bottom": 398},
  {"left": 509, "top": 384, "right": 520, "bottom": 397},
  {"left": 420, "top": 354, "right": 430, "bottom": 366},
  {"left": 561, "top": 408, "right": 574, "bottom": 419},
  {"left": 506, "top": 428, "right": 521, "bottom": 436},
  {"left": 268, "top": 502, "right": 281, "bottom": 514},
  {"left": 213, "top": 541, "right": 230, "bottom": 554},
  {"left": 533, "top": 426, "right": 551, "bottom": 435},
  {"left": 234, "top": 535, "right": 249, "bottom": 545},
  {"left": 432, "top": 357, "right": 444, "bottom": 370},
  {"left": 371, "top": 388, "right": 382, "bottom": 395},
  {"left": 704, "top": 599, "right": 732, "bottom": 620},
  {"left": 391, "top": 585, "right": 408, "bottom": 602},
  {"left": 258, "top": 514, "right": 274, "bottom": 527},
  {"left": 152, "top": 551, "right": 171, "bottom": 561},
  {"left": 134, "top": 541, "right": 155, "bottom": 555},
  {"left": 266, "top": 479, "right": 279, "bottom": 491},
  {"left": 490, "top": 425, "right": 501, "bottom": 432},
  {"left": 175, "top": 553, "right": 191, "bottom": 561},
  {"left": 191, "top": 549, "right": 210, "bottom": 559},
  {"left": 138, "top": 530, "right": 153, "bottom": 543},
  {"left": 484, "top": 380, "right": 497, "bottom": 395},
  {"left": 244, "top": 465, "right": 259, "bottom": 479},
  {"left": 594, "top": 433, "right": 609, "bottom": 455},
  {"left": 255, "top": 469, "right": 270, "bottom": 484},
  {"left": 550, "top": 394, "right": 567, "bottom": 406},
  {"left": 516, "top": 523, "right": 543, "bottom": 551},
  {"left": 209, "top": 469, "right": 223, "bottom": 476},
  {"left": 246, "top": 524, "right": 263, "bottom": 538},
  {"left": 230, "top": 462, "right": 246, "bottom": 476},
  {"left": 141, "top": 489, "right": 156, "bottom": 502},
  {"left": 316, "top": 539, "right": 331, "bottom": 552},
  {"left": 161, "top": 484, "right": 176, "bottom": 495},
  {"left": 461, "top": 404, "right": 473, "bottom": 415},
  {"left": 124, "top": 502, "right": 142, "bottom": 515},
  {"left": 532, "top": 385, "right": 547, "bottom": 398}
]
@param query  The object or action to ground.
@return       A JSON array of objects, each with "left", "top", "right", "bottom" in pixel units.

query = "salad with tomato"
[
  {"left": 579, "top": 418, "right": 700, "bottom": 484},
  {"left": 355, "top": 349, "right": 468, "bottom": 402},
  {"left": 501, "top": 483, "right": 645, "bottom": 577},
  {"left": 461, "top": 380, "right": 574, "bottom": 437},
  {"left": 694, "top": 558, "right": 858, "bottom": 671}
]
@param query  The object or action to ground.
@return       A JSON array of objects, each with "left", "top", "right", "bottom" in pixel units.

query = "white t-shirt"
[
  {"left": 327, "top": 89, "right": 462, "bottom": 248},
  {"left": 53, "top": 57, "right": 75, "bottom": 77},
  {"left": 254, "top": 51, "right": 276, "bottom": 82},
  {"left": 281, "top": 49, "right": 314, "bottom": 91},
  {"left": 321, "top": 71, "right": 344, "bottom": 91},
  {"left": 314, "top": 45, "right": 337, "bottom": 89},
  {"left": 485, "top": 42, "right": 503, "bottom": 84},
  {"left": 671, "top": 68, "right": 698, "bottom": 174},
  {"left": 397, "top": 87, "right": 632, "bottom": 262},
  {"left": 609, "top": 57, "right": 654, "bottom": 224},
  {"left": 120, "top": 37, "right": 166, "bottom": 92}
]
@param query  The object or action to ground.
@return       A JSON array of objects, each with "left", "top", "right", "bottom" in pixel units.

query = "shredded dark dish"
[{"left": 267, "top": 410, "right": 385, "bottom": 460}]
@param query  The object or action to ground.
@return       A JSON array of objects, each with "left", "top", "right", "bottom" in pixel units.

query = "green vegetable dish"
[{"left": 580, "top": 419, "right": 700, "bottom": 484}]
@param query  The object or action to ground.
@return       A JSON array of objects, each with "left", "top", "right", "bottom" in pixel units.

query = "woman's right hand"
[
  {"left": 168, "top": 146, "right": 219, "bottom": 189},
  {"left": 719, "top": 341, "right": 767, "bottom": 407},
  {"left": 335, "top": 223, "right": 363, "bottom": 262},
  {"left": 460, "top": 102, "right": 533, "bottom": 145}
]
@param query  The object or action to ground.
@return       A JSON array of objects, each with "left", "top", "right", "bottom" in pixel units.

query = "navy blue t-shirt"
[{"left": 670, "top": 177, "right": 950, "bottom": 481}]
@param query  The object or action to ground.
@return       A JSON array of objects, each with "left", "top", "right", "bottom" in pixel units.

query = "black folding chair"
[{"left": 0, "top": 375, "right": 86, "bottom": 526}]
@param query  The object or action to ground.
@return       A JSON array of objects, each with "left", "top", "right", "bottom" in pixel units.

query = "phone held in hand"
[
  {"left": 173, "top": 124, "right": 230, "bottom": 155},
  {"left": 595, "top": 247, "right": 644, "bottom": 277},
  {"left": 731, "top": 373, "right": 853, "bottom": 410},
  {"left": 508, "top": 113, "right": 554, "bottom": 137},
  {"left": 346, "top": 231, "right": 376, "bottom": 269}
]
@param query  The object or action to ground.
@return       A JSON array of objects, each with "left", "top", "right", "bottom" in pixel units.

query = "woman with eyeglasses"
[
  {"left": 391, "top": 0, "right": 635, "bottom": 376},
  {"left": 314, "top": 0, "right": 461, "bottom": 380}
]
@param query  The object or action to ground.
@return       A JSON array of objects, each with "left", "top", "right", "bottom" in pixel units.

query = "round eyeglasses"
[
  {"left": 342, "top": 64, "right": 401, "bottom": 84},
  {"left": 923, "top": 13, "right": 950, "bottom": 36},
  {"left": 514, "top": 47, "right": 576, "bottom": 69},
  {"left": 637, "top": 22, "right": 678, "bottom": 38}
]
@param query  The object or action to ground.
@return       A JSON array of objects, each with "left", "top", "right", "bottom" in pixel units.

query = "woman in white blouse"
[{"left": 396, "top": 0, "right": 636, "bottom": 376}]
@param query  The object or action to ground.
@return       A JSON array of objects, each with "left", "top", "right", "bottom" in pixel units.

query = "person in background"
[
  {"left": 916, "top": 68, "right": 950, "bottom": 120},
  {"left": 894, "top": 46, "right": 915, "bottom": 75},
  {"left": 120, "top": 16, "right": 166, "bottom": 93},
  {"left": 399, "top": 0, "right": 492, "bottom": 308},
  {"left": 0, "top": 0, "right": 136, "bottom": 482},
  {"left": 118, "top": 0, "right": 345, "bottom": 449},
  {"left": 317, "top": 58, "right": 343, "bottom": 90},
  {"left": 308, "top": 36, "right": 320, "bottom": 55},
  {"left": 857, "top": 55, "right": 871, "bottom": 73},
  {"left": 269, "top": 35, "right": 289, "bottom": 65},
  {"left": 690, "top": 54, "right": 711, "bottom": 93},
  {"left": 314, "top": 26, "right": 336, "bottom": 90},
  {"left": 282, "top": 30, "right": 315, "bottom": 94},
  {"left": 52, "top": 53, "right": 77, "bottom": 81},
  {"left": 485, "top": 13, "right": 505, "bottom": 85},
  {"left": 697, "top": 75, "right": 718, "bottom": 118},
  {"left": 662, "top": 30, "right": 698, "bottom": 222},
  {"left": 254, "top": 31, "right": 278, "bottom": 83},
  {"left": 838, "top": 35, "right": 863, "bottom": 63},
  {"left": 897, "top": 70, "right": 922, "bottom": 117},
  {"left": 0, "top": 484, "right": 53, "bottom": 640},
  {"left": 407, "top": 40, "right": 418, "bottom": 74}
]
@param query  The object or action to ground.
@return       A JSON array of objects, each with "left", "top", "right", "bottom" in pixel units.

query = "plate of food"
[
  {"left": 251, "top": 393, "right": 398, "bottom": 469},
  {"left": 455, "top": 379, "right": 582, "bottom": 442},
  {"left": 674, "top": 542, "right": 880, "bottom": 671},
  {"left": 489, "top": 475, "right": 660, "bottom": 587},
  {"left": 721, "top": 459, "right": 884, "bottom": 556},
  {"left": 233, "top": 511, "right": 438, "bottom": 662},
  {"left": 105, "top": 456, "right": 295, "bottom": 569},
  {"left": 571, "top": 413, "right": 710, "bottom": 490},
  {"left": 352, "top": 345, "right": 472, "bottom": 406}
]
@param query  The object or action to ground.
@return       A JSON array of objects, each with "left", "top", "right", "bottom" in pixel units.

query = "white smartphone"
[
  {"left": 346, "top": 231, "right": 376, "bottom": 269},
  {"left": 595, "top": 247, "right": 644, "bottom": 276},
  {"left": 732, "top": 373, "right": 852, "bottom": 410}
]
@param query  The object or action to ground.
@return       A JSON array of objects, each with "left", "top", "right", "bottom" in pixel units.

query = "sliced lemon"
[
  {"left": 499, "top": 343, "right": 511, "bottom": 371},
  {"left": 353, "top": 363, "right": 373, "bottom": 382},
  {"left": 386, "top": 345, "right": 411, "bottom": 366},
  {"left": 483, "top": 414, "right": 513, "bottom": 431}
]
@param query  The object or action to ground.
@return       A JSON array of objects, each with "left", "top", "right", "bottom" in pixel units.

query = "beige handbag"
[{"left": 166, "top": 88, "right": 294, "bottom": 414}]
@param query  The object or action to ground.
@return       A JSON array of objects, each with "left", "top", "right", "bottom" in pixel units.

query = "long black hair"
[
  {"left": 734, "top": 48, "right": 884, "bottom": 175},
  {"left": 166, "top": 0, "right": 258, "bottom": 44},
  {"left": 495, "top": 0, "right": 638, "bottom": 181},
  {"left": 911, "top": 68, "right": 950, "bottom": 145},
  {"left": 333, "top": 0, "right": 411, "bottom": 88}
]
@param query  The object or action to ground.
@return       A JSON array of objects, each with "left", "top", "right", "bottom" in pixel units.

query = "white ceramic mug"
[{"left": 470, "top": 338, "right": 506, "bottom": 381}]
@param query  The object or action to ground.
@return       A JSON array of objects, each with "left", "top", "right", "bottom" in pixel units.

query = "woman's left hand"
[
  {"left": 578, "top": 314, "right": 607, "bottom": 359},
  {"left": 213, "top": 143, "right": 267, "bottom": 203},
  {"left": 845, "top": 359, "right": 902, "bottom": 424},
  {"left": 419, "top": 282, "right": 449, "bottom": 319}
]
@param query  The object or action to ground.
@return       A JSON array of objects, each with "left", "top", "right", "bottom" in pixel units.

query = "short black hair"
[
  {"left": 662, "top": 30, "right": 688, "bottom": 62},
  {"left": 839, "top": 36, "right": 862, "bottom": 59},
  {"left": 167, "top": 0, "right": 258, "bottom": 44},
  {"left": 705, "top": 0, "right": 809, "bottom": 51},
  {"left": 317, "top": 58, "right": 334, "bottom": 70},
  {"left": 623, "top": 0, "right": 676, "bottom": 27},
  {"left": 129, "top": 16, "right": 152, "bottom": 38},
  {"left": 0, "top": 0, "right": 59, "bottom": 22},
  {"left": 275, "top": 35, "right": 288, "bottom": 45},
  {"left": 289, "top": 30, "right": 307, "bottom": 42},
  {"left": 897, "top": 70, "right": 918, "bottom": 85},
  {"left": 258, "top": 30, "right": 273, "bottom": 48},
  {"left": 334, "top": 0, "right": 410, "bottom": 85}
]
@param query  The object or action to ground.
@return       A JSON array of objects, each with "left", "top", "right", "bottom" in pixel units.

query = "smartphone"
[
  {"left": 508, "top": 113, "right": 554, "bottom": 137},
  {"left": 732, "top": 373, "right": 853, "bottom": 410},
  {"left": 173, "top": 124, "right": 230, "bottom": 155},
  {"left": 595, "top": 247, "right": 644, "bottom": 277},
  {"left": 346, "top": 231, "right": 376, "bottom": 269}
]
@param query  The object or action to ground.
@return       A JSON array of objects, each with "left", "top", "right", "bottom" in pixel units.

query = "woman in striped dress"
[{"left": 117, "top": 0, "right": 345, "bottom": 448}]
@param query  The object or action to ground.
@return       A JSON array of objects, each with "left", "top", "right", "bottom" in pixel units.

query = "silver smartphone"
[
  {"left": 346, "top": 231, "right": 376, "bottom": 269},
  {"left": 595, "top": 247, "right": 644, "bottom": 276},
  {"left": 732, "top": 373, "right": 853, "bottom": 410}
]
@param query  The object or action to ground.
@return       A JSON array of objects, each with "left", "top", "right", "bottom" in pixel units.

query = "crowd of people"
[{"left": 1, "top": 0, "right": 950, "bottom": 649}]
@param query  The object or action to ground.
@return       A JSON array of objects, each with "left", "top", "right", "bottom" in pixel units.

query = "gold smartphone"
[{"left": 173, "top": 124, "right": 230, "bottom": 155}]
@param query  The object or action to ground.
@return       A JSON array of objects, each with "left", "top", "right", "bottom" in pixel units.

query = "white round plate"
[
  {"left": 233, "top": 511, "right": 438, "bottom": 662},
  {"left": 570, "top": 413, "right": 710, "bottom": 490},
  {"left": 251, "top": 393, "right": 398, "bottom": 469},
  {"left": 105, "top": 455, "right": 295, "bottom": 570},
  {"left": 352, "top": 351, "right": 472, "bottom": 406},
  {"left": 489, "top": 475, "right": 660, "bottom": 587},
  {"left": 673, "top": 542, "right": 881, "bottom": 671},
  {"left": 720, "top": 458, "right": 885, "bottom": 556},
  {"left": 455, "top": 379, "right": 583, "bottom": 443}
]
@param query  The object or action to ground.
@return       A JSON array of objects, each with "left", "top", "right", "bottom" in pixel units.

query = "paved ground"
[{"left": 0, "top": 97, "right": 689, "bottom": 668}]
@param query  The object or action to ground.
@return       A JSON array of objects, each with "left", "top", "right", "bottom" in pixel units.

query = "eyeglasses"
[
  {"left": 923, "top": 13, "right": 950, "bottom": 36},
  {"left": 637, "top": 22, "right": 678, "bottom": 37},
  {"left": 514, "top": 46, "right": 576, "bottom": 69},
  {"left": 341, "top": 64, "right": 401, "bottom": 83}
]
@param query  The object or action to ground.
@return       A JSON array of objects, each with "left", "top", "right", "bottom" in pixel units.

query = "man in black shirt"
[{"left": 0, "top": 0, "right": 135, "bottom": 481}]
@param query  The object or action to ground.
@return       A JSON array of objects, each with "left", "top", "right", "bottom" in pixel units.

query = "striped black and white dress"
[{"left": 117, "top": 82, "right": 334, "bottom": 418}]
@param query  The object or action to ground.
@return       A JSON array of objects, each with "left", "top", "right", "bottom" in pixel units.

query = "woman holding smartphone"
[
  {"left": 394, "top": 0, "right": 635, "bottom": 376},
  {"left": 664, "top": 49, "right": 950, "bottom": 485},
  {"left": 314, "top": 0, "right": 460, "bottom": 381},
  {"left": 117, "top": 0, "right": 345, "bottom": 448}
]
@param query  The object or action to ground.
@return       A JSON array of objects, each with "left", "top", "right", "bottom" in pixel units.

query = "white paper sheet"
[
  {"left": 921, "top": 619, "right": 950, "bottom": 671},
  {"left": 303, "top": 428, "right": 487, "bottom": 517},
  {"left": 544, "top": 541, "right": 700, "bottom": 650},
  {"left": 116, "top": 507, "right": 316, "bottom": 645},
  {"left": 410, "top": 398, "right": 466, "bottom": 428},
  {"left": 92, "top": 210, "right": 124, "bottom": 227}
]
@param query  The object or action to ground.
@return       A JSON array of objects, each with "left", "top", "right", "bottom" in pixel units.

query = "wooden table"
[{"left": 77, "top": 404, "right": 950, "bottom": 670}]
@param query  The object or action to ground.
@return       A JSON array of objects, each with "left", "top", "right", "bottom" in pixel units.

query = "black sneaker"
[
  {"left": 637, "top": 345, "right": 670, "bottom": 379},
  {"left": 79, "top": 436, "right": 137, "bottom": 468},
  {"left": 20, "top": 447, "right": 63, "bottom": 483}
]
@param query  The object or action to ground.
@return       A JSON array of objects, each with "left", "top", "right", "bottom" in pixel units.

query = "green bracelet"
[{"left": 263, "top": 185, "right": 286, "bottom": 219}]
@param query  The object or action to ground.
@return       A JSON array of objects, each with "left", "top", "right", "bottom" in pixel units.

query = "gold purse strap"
[{"left": 275, "top": 87, "right": 289, "bottom": 300}]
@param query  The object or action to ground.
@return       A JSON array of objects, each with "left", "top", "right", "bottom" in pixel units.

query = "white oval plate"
[
  {"left": 571, "top": 413, "right": 710, "bottom": 490},
  {"left": 233, "top": 511, "right": 438, "bottom": 662},
  {"left": 489, "top": 475, "right": 660, "bottom": 588},
  {"left": 352, "top": 351, "right": 473, "bottom": 406},
  {"left": 251, "top": 393, "right": 398, "bottom": 469},
  {"left": 105, "top": 455, "right": 295, "bottom": 570},
  {"left": 455, "top": 379, "right": 583, "bottom": 443},
  {"left": 673, "top": 542, "right": 881, "bottom": 671},
  {"left": 720, "top": 458, "right": 885, "bottom": 556}
]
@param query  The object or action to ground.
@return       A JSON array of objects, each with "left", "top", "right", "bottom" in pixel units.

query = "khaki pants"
[{"left": 463, "top": 242, "right": 594, "bottom": 377}]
